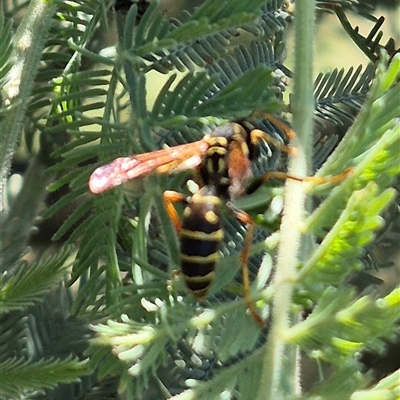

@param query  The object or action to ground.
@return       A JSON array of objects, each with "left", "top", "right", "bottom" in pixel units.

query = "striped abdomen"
[{"left": 180, "top": 187, "right": 223, "bottom": 299}]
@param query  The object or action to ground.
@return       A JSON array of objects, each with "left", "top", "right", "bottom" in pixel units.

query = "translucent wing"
[{"left": 89, "top": 140, "right": 210, "bottom": 194}]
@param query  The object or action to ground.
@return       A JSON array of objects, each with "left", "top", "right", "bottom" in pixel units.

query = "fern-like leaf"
[
  {"left": 0, "top": 356, "right": 89, "bottom": 398},
  {"left": 0, "top": 15, "right": 14, "bottom": 94},
  {"left": 0, "top": 247, "right": 72, "bottom": 312},
  {"left": 314, "top": 64, "right": 376, "bottom": 126},
  {"left": 134, "top": 0, "right": 290, "bottom": 74},
  {"left": 335, "top": 11, "right": 400, "bottom": 62}
]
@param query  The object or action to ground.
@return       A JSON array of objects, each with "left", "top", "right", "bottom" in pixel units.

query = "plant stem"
[
  {"left": 0, "top": 156, "right": 50, "bottom": 266},
  {"left": 0, "top": 0, "right": 56, "bottom": 201},
  {"left": 257, "top": 0, "right": 316, "bottom": 398}
]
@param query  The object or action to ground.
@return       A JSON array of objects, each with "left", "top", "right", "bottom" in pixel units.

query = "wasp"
[{"left": 89, "top": 116, "right": 297, "bottom": 325}]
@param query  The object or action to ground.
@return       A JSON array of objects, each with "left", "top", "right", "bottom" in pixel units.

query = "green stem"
[
  {"left": 0, "top": 156, "right": 50, "bottom": 267},
  {"left": 0, "top": 0, "right": 56, "bottom": 197},
  {"left": 257, "top": 0, "right": 316, "bottom": 398}
]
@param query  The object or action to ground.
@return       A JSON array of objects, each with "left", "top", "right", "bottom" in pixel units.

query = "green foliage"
[
  {"left": 0, "top": 0, "right": 399, "bottom": 399},
  {"left": 0, "top": 357, "right": 89, "bottom": 398},
  {"left": 0, "top": 14, "right": 14, "bottom": 95},
  {"left": 0, "top": 251, "right": 90, "bottom": 398},
  {"left": 0, "top": 246, "right": 71, "bottom": 312}
]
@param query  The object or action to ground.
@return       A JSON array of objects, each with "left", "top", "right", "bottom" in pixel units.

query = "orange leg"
[
  {"left": 304, "top": 167, "right": 353, "bottom": 185},
  {"left": 250, "top": 113, "right": 352, "bottom": 187},
  {"left": 246, "top": 168, "right": 352, "bottom": 195},
  {"left": 249, "top": 112, "right": 297, "bottom": 153},
  {"left": 251, "top": 129, "right": 294, "bottom": 155},
  {"left": 163, "top": 190, "right": 188, "bottom": 234},
  {"left": 235, "top": 168, "right": 351, "bottom": 325},
  {"left": 261, "top": 113, "right": 296, "bottom": 141},
  {"left": 246, "top": 171, "right": 303, "bottom": 195},
  {"left": 228, "top": 202, "right": 264, "bottom": 327},
  {"left": 251, "top": 112, "right": 297, "bottom": 141}
]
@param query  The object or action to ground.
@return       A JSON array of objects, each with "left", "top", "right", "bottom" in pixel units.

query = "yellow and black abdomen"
[{"left": 180, "top": 188, "right": 224, "bottom": 299}]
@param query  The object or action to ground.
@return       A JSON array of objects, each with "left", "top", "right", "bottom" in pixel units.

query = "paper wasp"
[{"left": 89, "top": 116, "right": 298, "bottom": 325}]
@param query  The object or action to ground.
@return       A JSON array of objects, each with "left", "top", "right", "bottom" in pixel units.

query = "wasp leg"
[
  {"left": 251, "top": 129, "right": 294, "bottom": 155},
  {"left": 163, "top": 190, "right": 188, "bottom": 234},
  {"left": 246, "top": 167, "right": 352, "bottom": 196},
  {"left": 163, "top": 191, "right": 187, "bottom": 293},
  {"left": 249, "top": 112, "right": 297, "bottom": 154},
  {"left": 304, "top": 167, "right": 353, "bottom": 185},
  {"left": 245, "top": 171, "right": 303, "bottom": 195},
  {"left": 262, "top": 113, "right": 296, "bottom": 141},
  {"left": 248, "top": 167, "right": 353, "bottom": 195},
  {"left": 251, "top": 112, "right": 297, "bottom": 141},
  {"left": 227, "top": 202, "right": 264, "bottom": 327}
]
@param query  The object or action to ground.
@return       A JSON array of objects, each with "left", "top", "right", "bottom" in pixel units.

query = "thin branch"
[
  {"left": 258, "top": 0, "right": 316, "bottom": 398},
  {"left": 0, "top": 0, "right": 56, "bottom": 199}
]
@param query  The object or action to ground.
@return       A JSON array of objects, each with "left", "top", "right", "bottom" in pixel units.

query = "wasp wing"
[{"left": 89, "top": 140, "right": 210, "bottom": 194}]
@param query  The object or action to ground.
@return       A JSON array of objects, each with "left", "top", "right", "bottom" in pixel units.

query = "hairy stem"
[
  {"left": 257, "top": 0, "right": 316, "bottom": 398},
  {"left": 0, "top": 0, "right": 56, "bottom": 201}
]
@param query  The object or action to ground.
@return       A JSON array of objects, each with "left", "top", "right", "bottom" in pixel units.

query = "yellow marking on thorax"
[
  {"left": 206, "top": 137, "right": 228, "bottom": 147},
  {"left": 217, "top": 158, "right": 226, "bottom": 174},
  {"left": 220, "top": 176, "right": 230, "bottom": 183},
  {"left": 206, "top": 159, "right": 214, "bottom": 174},
  {"left": 191, "top": 193, "right": 221, "bottom": 205},
  {"left": 240, "top": 141, "right": 250, "bottom": 157},
  {"left": 207, "top": 146, "right": 227, "bottom": 156}
]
